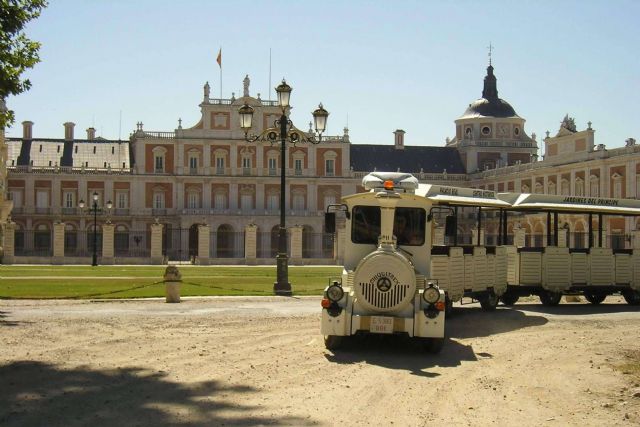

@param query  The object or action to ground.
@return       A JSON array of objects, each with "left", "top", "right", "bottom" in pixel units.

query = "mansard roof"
[{"left": 350, "top": 145, "right": 466, "bottom": 174}]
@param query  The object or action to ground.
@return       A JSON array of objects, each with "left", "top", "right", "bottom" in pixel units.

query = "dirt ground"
[{"left": 1, "top": 296, "right": 639, "bottom": 426}]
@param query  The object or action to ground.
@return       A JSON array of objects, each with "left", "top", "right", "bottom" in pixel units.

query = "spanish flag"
[{"left": 216, "top": 48, "right": 222, "bottom": 68}]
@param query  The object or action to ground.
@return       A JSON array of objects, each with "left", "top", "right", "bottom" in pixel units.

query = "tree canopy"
[{"left": 0, "top": 0, "right": 47, "bottom": 128}]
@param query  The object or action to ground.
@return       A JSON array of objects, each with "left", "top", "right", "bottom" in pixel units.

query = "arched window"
[
  {"left": 575, "top": 177, "right": 584, "bottom": 196},
  {"left": 590, "top": 175, "right": 600, "bottom": 197},
  {"left": 612, "top": 173, "right": 623, "bottom": 198},
  {"left": 560, "top": 179, "right": 570, "bottom": 196},
  {"left": 546, "top": 181, "right": 556, "bottom": 195}
]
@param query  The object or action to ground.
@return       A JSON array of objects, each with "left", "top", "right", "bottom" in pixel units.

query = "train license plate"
[{"left": 370, "top": 316, "right": 393, "bottom": 334}]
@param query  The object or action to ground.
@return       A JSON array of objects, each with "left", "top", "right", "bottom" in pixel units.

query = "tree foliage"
[{"left": 0, "top": 0, "right": 47, "bottom": 128}]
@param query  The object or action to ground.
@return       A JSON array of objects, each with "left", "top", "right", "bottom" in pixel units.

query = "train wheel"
[
  {"left": 540, "top": 290, "right": 562, "bottom": 306},
  {"left": 622, "top": 290, "right": 640, "bottom": 305},
  {"left": 500, "top": 292, "right": 519, "bottom": 306},
  {"left": 479, "top": 292, "right": 499, "bottom": 311},
  {"left": 445, "top": 296, "right": 454, "bottom": 317},
  {"left": 584, "top": 291, "right": 606, "bottom": 305},
  {"left": 324, "top": 335, "right": 344, "bottom": 350},
  {"left": 422, "top": 337, "right": 445, "bottom": 354}
]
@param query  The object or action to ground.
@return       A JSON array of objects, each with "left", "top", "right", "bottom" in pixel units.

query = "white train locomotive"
[{"left": 321, "top": 172, "right": 451, "bottom": 353}]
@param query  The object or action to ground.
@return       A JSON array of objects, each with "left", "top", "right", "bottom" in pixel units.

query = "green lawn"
[{"left": 0, "top": 265, "right": 342, "bottom": 299}]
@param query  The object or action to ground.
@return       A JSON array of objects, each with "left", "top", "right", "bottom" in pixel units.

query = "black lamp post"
[
  {"left": 239, "top": 79, "right": 328, "bottom": 295},
  {"left": 79, "top": 192, "right": 112, "bottom": 267}
]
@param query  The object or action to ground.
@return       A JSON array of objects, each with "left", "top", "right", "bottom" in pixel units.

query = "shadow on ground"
[
  {"left": 506, "top": 302, "right": 640, "bottom": 316},
  {"left": 324, "top": 335, "right": 477, "bottom": 377},
  {"left": 0, "top": 310, "right": 21, "bottom": 327},
  {"left": 324, "top": 307, "right": 549, "bottom": 375},
  {"left": 0, "top": 361, "right": 314, "bottom": 427},
  {"left": 446, "top": 306, "right": 548, "bottom": 339}
]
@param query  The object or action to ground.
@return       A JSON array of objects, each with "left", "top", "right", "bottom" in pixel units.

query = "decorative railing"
[{"left": 7, "top": 165, "right": 132, "bottom": 175}]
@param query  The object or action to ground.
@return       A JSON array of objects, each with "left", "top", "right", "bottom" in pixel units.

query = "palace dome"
[{"left": 459, "top": 65, "right": 520, "bottom": 119}]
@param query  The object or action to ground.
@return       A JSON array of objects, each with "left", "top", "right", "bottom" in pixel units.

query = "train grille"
[{"left": 358, "top": 282, "right": 411, "bottom": 310}]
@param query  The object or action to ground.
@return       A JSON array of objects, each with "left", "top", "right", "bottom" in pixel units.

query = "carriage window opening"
[
  {"left": 352, "top": 206, "right": 381, "bottom": 244},
  {"left": 393, "top": 207, "right": 426, "bottom": 246}
]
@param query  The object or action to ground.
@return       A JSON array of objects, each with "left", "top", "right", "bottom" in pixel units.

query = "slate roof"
[{"left": 350, "top": 145, "right": 466, "bottom": 174}]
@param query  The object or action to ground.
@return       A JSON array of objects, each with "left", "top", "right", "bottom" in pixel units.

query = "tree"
[{"left": 0, "top": 0, "right": 47, "bottom": 128}]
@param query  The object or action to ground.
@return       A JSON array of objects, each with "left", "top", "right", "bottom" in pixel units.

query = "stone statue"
[
  {"left": 243, "top": 75, "right": 250, "bottom": 97},
  {"left": 204, "top": 82, "right": 210, "bottom": 100},
  {"left": 560, "top": 114, "right": 577, "bottom": 132}
]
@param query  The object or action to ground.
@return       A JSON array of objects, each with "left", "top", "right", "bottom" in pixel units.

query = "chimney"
[
  {"left": 22, "top": 121, "right": 33, "bottom": 139},
  {"left": 64, "top": 122, "right": 75, "bottom": 140},
  {"left": 394, "top": 129, "right": 405, "bottom": 150},
  {"left": 87, "top": 127, "right": 96, "bottom": 140},
  {"left": 61, "top": 122, "right": 76, "bottom": 167}
]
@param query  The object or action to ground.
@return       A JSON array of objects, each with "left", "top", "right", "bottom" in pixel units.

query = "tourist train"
[{"left": 320, "top": 171, "right": 640, "bottom": 351}]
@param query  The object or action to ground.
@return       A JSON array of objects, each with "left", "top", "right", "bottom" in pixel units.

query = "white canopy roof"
[
  {"left": 417, "top": 184, "right": 511, "bottom": 208},
  {"left": 498, "top": 193, "right": 640, "bottom": 215}
]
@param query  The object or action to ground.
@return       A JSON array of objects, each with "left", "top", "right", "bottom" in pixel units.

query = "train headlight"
[
  {"left": 327, "top": 283, "right": 344, "bottom": 302},
  {"left": 422, "top": 283, "right": 440, "bottom": 304}
]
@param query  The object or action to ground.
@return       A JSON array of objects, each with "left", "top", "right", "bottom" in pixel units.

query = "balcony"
[
  {"left": 215, "top": 167, "right": 225, "bottom": 175},
  {"left": 242, "top": 167, "right": 252, "bottom": 176},
  {"left": 35, "top": 207, "right": 51, "bottom": 215},
  {"left": 61, "top": 207, "right": 79, "bottom": 215},
  {"left": 114, "top": 208, "right": 130, "bottom": 216},
  {"left": 189, "top": 167, "right": 199, "bottom": 175},
  {"left": 152, "top": 208, "right": 167, "bottom": 216}
]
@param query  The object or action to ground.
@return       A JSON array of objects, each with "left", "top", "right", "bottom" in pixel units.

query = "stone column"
[
  {"left": 433, "top": 226, "right": 445, "bottom": 246},
  {"left": 150, "top": 222, "right": 164, "bottom": 264},
  {"left": 102, "top": 222, "right": 115, "bottom": 264},
  {"left": 244, "top": 224, "right": 257, "bottom": 264},
  {"left": 290, "top": 225, "right": 303, "bottom": 265},
  {"left": 52, "top": 221, "right": 65, "bottom": 264},
  {"left": 558, "top": 227, "right": 568, "bottom": 248},
  {"left": 471, "top": 228, "right": 485, "bottom": 246},
  {"left": 2, "top": 221, "right": 15, "bottom": 264},
  {"left": 197, "top": 224, "right": 210, "bottom": 265},
  {"left": 513, "top": 227, "right": 526, "bottom": 247}
]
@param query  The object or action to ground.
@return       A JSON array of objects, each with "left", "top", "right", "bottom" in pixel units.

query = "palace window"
[
  {"left": 152, "top": 146, "right": 167, "bottom": 173},
  {"left": 187, "top": 191, "right": 200, "bottom": 209},
  {"left": 116, "top": 192, "right": 128, "bottom": 209},
  {"left": 64, "top": 191, "right": 75, "bottom": 208},
  {"left": 560, "top": 179, "right": 570, "bottom": 196},
  {"left": 268, "top": 157, "right": 277, "bottom": 175},
  {"left": 294, "top": 159, "right": 303, "bottom": 176},
  {"left": 214, "top": 192, "right": 227, "bottom": 210},
  {"left": 612, "top": 173, "right": 623, "bottom": 198},
  {"left": 154, "top": 192, "right": 165, "bottom": 209},
  {"left": 267, "top": 193, "right": 279, "bottom": 212},
  {"left": 242, "top": 157, "right": 251, "bottom": 175},
  {"left": 325, "top": 159, "right": 335, "bottom": 177}
]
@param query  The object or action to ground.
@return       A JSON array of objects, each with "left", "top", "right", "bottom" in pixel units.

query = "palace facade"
[{"left": 1, "top": 65, "right": 638, "bottom": 264}]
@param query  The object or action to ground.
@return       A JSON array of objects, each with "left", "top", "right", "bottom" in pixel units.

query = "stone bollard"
[{"left": 164, "top": 265, "right": 182, "bottom": 303}]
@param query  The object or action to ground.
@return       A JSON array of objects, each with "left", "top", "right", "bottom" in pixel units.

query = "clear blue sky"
[{"left": 5, "top": 0, "right": 640, "bottom": 151}]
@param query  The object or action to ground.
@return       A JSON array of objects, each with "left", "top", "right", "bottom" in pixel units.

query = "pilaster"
[
  {"left": 290, "top": 225, "right": 303, "bottom": 265},
  {"left": 2, "top": 221, "right": 15, "bottom": 264},
  {"left": 150, "top": 222, "right": 164, "bottom": 264},
  {"left": 52, "top": 221, "right": 65, "bottom": 263},
  {"left": 102, "top": 222, "right": 115, "bottom": 264},
  {"left": 244, "top": 223, "right": 257, "bottom": 264},
  {"left": 197, "top": 224, "right": 211, "bottom": 265}
]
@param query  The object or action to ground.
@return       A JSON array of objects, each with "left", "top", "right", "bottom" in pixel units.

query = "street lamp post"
[
  {"left": 239, "top": 79, "right": 329, "bottom": 295},
  {"left": 79, "top": 193, "right": 112, "bottom": 267}
]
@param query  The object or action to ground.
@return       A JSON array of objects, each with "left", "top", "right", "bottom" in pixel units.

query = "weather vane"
[{"left": 487, "top": 42, "right": 493, "bottom": 66}]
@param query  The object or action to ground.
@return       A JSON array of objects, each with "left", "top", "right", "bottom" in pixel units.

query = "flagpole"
[
  {"left": 269, "top": 48, "right": 272, "bottom": 101},
  {"left": 217, "top": 47, "right": 222, "bottom": 100}
]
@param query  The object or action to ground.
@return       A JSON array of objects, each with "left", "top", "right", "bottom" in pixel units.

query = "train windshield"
[{"left": 352, "top": 206, "right": 426, "bottom": 246}]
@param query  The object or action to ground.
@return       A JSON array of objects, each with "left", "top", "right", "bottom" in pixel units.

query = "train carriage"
[{"left": 320, "top": 171, "right": 640, "bottom": 352}]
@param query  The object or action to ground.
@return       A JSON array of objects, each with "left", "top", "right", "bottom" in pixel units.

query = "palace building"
[{"left": 1, "top": 65, "right": 638, "bottom": 264}]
